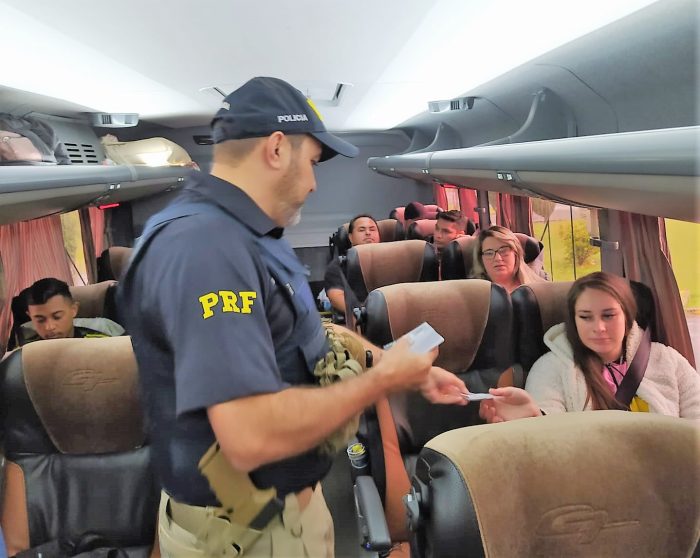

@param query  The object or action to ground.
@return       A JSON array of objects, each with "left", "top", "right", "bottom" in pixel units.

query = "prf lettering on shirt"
[{"left": 198, "top": 290, "right": 257, "bottom": 319}]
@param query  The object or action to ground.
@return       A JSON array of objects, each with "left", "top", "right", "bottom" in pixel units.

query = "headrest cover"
[
  {"left": 378, "top": 279, "right": 491, "bottom": 371},
  {"left": 21, "top": 336, "right": 145, "bottom": 454},
  {"left": 408, "top": 219, "right": 436, "bottom": 240},
  {"left": 527, "top": 281, "right": 573, "bottom": 332},
  {"left": 425, "top": 411, "right": 700, "bottom": 557},
  {"left": 356, "top": 240, "right": 429, "bottom": 293},
  {"left": 70, "top": 280, "right": 117, "bottom": 318}
]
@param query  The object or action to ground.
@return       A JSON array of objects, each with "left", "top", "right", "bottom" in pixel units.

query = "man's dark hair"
[
  {"left": 437, "top": 210, "right": 466, "bottom": 231},
  {"left": 348, "top": 214, "right": 378, "bottom": 234},
  {"left": 26, "top": 277, "right": 73, "bottom": 306},
  {"left": 404, "top": 202, "right": 426, "bottom": 221}
]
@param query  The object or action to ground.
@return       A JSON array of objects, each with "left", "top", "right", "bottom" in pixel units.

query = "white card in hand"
[
  {"left": 461, "top": 392, "right": 494, "bottom": 401},
  {"left": 383, "top": 322, "right": 444, "bottom": 354}
]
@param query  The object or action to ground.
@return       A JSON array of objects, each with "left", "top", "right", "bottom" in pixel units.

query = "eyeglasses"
[{"left": 481, "top": 246, "right": 514, "bottom": 259}]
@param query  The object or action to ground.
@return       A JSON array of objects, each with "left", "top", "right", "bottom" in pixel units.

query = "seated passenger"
[
  {"left": 480, "top": 272, "right": 700, "bottom": 421},
  {"left": 433, "top": 209, "right": 467, "bottom": 255},
  {"left": 324, "top": 214, "right": 380, "bottom": 313},
  {"left": 21, "top": 278, "right": 124, "bottom": 344},
  {"left": 470, "top": 225, "right": 545, "bottom": 293}
]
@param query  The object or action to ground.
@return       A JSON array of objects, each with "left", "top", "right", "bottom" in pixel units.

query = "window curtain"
[
  {"left": 457, "top": 188, "right": 479, "bottom": 226},
  {"left": 495, "top": 193, "right": 533, "bottom": 236},
  {"left": 88, "top": 206, "right": 106, "bottom": 257},
  {"left": 0, "top": 215, "right": 73, "bottom": 350},
  {"left": 433, "top": 184, "right": 448, "bottom": 212},
  {"left": 79, "top": 208, "right": 98, "bottom": 284},
  {"left": 617, "top": 211, "right": 695, "bottom": 367}
]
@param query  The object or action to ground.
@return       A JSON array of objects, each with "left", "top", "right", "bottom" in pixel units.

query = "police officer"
[{"left": 119, "top": 76, "right": 467, "bottom": 557}]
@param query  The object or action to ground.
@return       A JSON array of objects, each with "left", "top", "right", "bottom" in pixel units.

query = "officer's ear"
[{"left": 264, "top": 132, "right": 286, "bottom": 170}]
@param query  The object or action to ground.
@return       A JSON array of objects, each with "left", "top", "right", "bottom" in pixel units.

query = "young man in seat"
[
  {"left": 324, "top": 214, "right": 380, "bottom": 314},
  {"left": 433, "top": 210, "right": 467, "bottom": 255},
  {"left": 21, "top": 277, "right": 123, "bottom": 345}
]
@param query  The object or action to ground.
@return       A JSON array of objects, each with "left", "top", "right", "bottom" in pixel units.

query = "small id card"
[
  {"left": 383, "top": 322, "right": 445, "bottom": 354},
  {"left": 461, "top": 392, "right": 494, "bottom": 401}
]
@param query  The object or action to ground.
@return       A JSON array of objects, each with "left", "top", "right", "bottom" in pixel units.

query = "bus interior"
[{"left": 0, "top": 0, "right": 698, "bottom": 556}]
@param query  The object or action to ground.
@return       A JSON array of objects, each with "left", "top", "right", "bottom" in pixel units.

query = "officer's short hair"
[{"left": 26, "top": 277, "right": 73, "bottom": 306}]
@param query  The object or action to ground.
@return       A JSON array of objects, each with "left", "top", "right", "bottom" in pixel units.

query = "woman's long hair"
[
  {"left": 565, "top": 272, "right": 637, "bottom": 410},
  {"left": 470, "top": 225, "right": 544, "bottom": 285}
]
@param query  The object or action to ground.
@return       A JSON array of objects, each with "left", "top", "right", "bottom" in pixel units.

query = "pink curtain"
[
  {"left": 89, "top": 206, "right": 106, "bottom": 257},
  {"left": 617, "top": 211, "right": 694, "bottom": 367},
  {"left": 495, "top": 193, "right": 533, "bottom": 235},
  {"left": 457, "top": 188, "right": 479, "bottom": 225},
  {"left": 0, "top": 215, "right": 73, "bottom": 350},
  {"left": 433, "top": 184, "right": 448, "bottom": 212}
]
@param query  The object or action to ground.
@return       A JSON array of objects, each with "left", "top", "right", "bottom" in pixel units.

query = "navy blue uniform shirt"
[{"left": 120, "top": 171, "right": 331, "bottom": 506}]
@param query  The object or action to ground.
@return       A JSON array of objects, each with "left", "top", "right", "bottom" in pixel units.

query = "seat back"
[
  {"left": 0, "top": 336, "right": 158, "bottom": 555},
  {"left": 512, "top": 279, "right": 657, "bottom": 375},
  {"left": 409, "top": 411, "right": 700, "bottom": 558},
  {"left": 389, "top": 207, "right": 405, "bottom": 224},
  {"left": 345, "top": 240, "right": 438, "bottom": 306},
  {"left": 441, "top": 236, "right": 479, "bottom": 281},
  {"left": 359, "top": 280, "right": 513, "bottom": 543},
  {"left": 97, "top": 247, "right": 133, "bottom": 282},
  {"left": 406, "top": 219, "right": 436, "bottom": 241},
  {"left": 8, "top": 281, "right": 119, "bottom": 350}
]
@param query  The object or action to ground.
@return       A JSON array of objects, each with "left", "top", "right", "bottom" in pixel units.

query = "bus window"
[
  {"left": 443, "top": 187, "right": 461, "bottom": 211},
  {"left": 665, "top": 219, "right": 700, "bottom": 359},
  {"left": 60, "top": 211, "right": 88, "bottom": 285},
  {"left": 532, "top": 201, "right": 601, "bottom": 281}
]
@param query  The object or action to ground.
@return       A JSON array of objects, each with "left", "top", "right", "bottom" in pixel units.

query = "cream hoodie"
[{"left": 525, "top": 322, "right": 700, "bottom": 419}]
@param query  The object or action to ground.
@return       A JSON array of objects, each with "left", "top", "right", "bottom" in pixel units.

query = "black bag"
[{"left": 0, "top": 113, "right": 71, "bottom": 165}]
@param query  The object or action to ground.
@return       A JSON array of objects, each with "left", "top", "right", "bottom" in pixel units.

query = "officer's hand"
[
  {"left": 479, "top": 387, "right": 542, "bottom": 423},
  {"left": 420, "top": 367, "right": 467, "bottom": 405},
  {"left": 377, "top": 337, "right": 436, "bottom": 392}
]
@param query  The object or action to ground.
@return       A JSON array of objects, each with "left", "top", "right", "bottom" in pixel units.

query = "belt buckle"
[{"left": 249, "top": 496, "right": 285, "bottom": 531}]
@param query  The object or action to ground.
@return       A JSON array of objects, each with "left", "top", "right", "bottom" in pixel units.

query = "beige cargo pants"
[{"left": 158, "top": 484, "right": 334, "bottom": 557}]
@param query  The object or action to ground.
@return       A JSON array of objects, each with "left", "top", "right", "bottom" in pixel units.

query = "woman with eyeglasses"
[{"left": 471, "top": 225, "right": 545, "bottom": 293}]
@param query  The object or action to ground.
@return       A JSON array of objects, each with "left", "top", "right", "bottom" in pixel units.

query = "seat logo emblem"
[
  {"left": 536, "top": 505, "right": 639, "bottom": 544},
  {"left": 64, "top": 369, "right": 118, "bottom": 391}
]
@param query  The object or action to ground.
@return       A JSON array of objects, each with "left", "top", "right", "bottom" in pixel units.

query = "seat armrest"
[{"left": 354, "top": 475, "right": 392, "bottom": 554}]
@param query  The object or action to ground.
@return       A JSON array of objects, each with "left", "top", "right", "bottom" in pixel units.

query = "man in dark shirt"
[
  {"left": 324, "top": 214, "right": 380, "bottom": 314},
  {"left": 119, "top": 77, "right": 466, "bottom": 557},
  {"left": 22, "top": 278, "right": 121, "bottom": 344}
]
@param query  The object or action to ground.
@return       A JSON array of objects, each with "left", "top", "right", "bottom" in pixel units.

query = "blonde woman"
[{"left": 471, "top": 225, "right": 545, "bottom": 293}]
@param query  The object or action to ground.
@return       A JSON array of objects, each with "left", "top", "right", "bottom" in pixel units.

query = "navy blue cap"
[{"left": 211, "top": 77, "right": 359, "bottom": 162}]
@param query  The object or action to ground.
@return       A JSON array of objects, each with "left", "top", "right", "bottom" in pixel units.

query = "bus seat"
[
  {"left": 8, "top": 281, "right": 120, "bottom": 351},
  {"left": 441, "top": 236, "right": 478, "bottom": 281},
  {"left": 514, "top": 233, "right": 544, "bottom": 264},
  {"left": 345, "top": 240, "right": 438, "bottom": 310},
  {"left": 389, "top": 207, "right": 405, "bottom": 224},
  {"left": 405, "top": 411, "right": 700, "bottom": 558},
  {"left": 330, "top": 219, "right": 404, "bottom": 258},
  {"left": 97, "top": 246, "right": 133, "bottom": 281},
  {"left": 406, "top": 219, "right": 436, "bottom": 242},
  {"left": 512, "top": 279, "right": 657, "bottom": 375},
  {"left": 355, "top": 280, "right": 513, "bottom": 551},
  {"left": 0, "top": 336, "right": 158, "bottom": 556}
]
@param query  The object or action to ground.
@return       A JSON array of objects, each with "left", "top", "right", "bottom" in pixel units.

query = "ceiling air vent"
[
  {"left": 87, "top": 113, "right": 139, "bottom": 128},
  {"left": 450, "top": 100, "right": 461, "bottom": 111},
  {"left": 64, "top": 142, "right": 100, "bottom": 164}
]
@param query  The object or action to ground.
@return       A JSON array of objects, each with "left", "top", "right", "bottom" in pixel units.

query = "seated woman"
[
  {"left": 470, "top": 225, "right": 545, "bottom": 293},
  {"left": 480, "top": 272, "right": 700, "bottom": 421}
]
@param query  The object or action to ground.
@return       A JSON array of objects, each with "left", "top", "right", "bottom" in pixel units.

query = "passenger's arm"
[
  {"left": 672, "top": 347, "right": 700, "bottom": 420},
  {"left": 326, "top": 287, "right": 346, "bottom": 313},
  {"left": 522, "top": 352, "right": 569, "bottom": 414},
  {"left": 479, "top": 387, "right": 542, "bottom": 423},
  {"left": 209, "top": 338, "right": 438, "bottom": 472}
]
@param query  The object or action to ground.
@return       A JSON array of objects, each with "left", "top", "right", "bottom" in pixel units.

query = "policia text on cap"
[{"left": 119, "top": 76, "right": 468, "bottom": 558}]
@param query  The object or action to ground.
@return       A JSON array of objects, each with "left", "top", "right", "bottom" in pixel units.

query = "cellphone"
[{"left": 383, "top": 322, "right": 445, "bottom": 354}]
